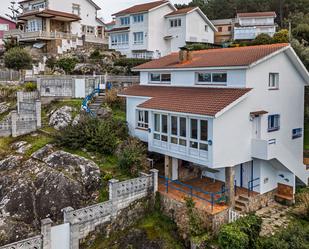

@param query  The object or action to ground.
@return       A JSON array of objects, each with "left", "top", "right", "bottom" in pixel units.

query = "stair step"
[
  {"left": 238, "top": 195, "right": 250, "bottom": 202},
  {"left": 234, "top": 205, "right": 244, "bottom": 212},
  {"left": 235, "top": 199, "right": 247, "bottom": 207}
]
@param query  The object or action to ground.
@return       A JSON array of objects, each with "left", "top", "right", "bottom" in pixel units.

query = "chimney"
[{"left": 179, "top": 47, "right": 192, "bottom": 63}]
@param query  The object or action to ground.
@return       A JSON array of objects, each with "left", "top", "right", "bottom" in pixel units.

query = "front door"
[
  {"left": 241, "top": 161, "right": 253, "bottom": 189},
  {"left": 252, "top": 116, "right": 261, "bottom": 139}
]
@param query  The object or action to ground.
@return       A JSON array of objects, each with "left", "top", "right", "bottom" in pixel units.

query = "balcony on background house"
[
  {"left": 234, "top": 27, "right": 256, "bottom": 40},
  {"left": 4, "top": 29, "right": 78, "bottom": 41},
  {"left": 251, "top": 138, "right": 277, "bottom": 160}
]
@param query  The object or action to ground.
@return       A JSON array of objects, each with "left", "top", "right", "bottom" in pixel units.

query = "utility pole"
[{"left": 288, "top": 21, "right": 292, "bottom": 42}]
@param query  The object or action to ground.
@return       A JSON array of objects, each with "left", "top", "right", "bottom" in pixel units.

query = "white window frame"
[
  {"left": 120, "top": 17, "right": 130, "bottom": 26},
  {"left": 170, "top": 18, "right": 182, "bottom": 28},
  {"left": 27, "top": 19, "right": 42, "bottom": 32},
  {"left": 189, "top": 118, "right": 209, "bottom": 152},
  {"left": 111, "top": 33, "right": 129, "bottom": 46},
  {"left": 149, "top": 73, "right": 171, "bottom": 84},
  {"left": 153, "top": 113, "right": 168, "bottom": 142},
  {"left": 136, "top": 110, "right": 149, "bottom": 129},
  {"left": 269, "top": 72, "right": 279, "bottom": 90},
  {"left": 72, "top": 3, "right": 81, "bottom": 16},
  {"left": 196, "top": 72, "right": 227, "bottom": 85},
  {"left": 133, "top": 14, "right": 144, "bottom": 23},
  {"left": 133, "top": 32, "right": 144, "bottom": 45},
  {"left": 31, "top": 2, "right": 46, "bottom": 10}
]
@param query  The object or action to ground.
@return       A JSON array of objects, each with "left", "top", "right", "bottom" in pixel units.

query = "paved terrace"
[{"left": 158, "top": 177, "right": 258, "bottom": 214}]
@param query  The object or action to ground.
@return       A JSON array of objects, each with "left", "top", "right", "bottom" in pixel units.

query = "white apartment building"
[
  {"left": 120, "top": 44, "right": 309, "bottom": 210},
  {"left": 234, "top": 12, "right": 277, "bottom": 40},
  {"left": 107, "top": 0, "right": 216, "bottom": 59}
]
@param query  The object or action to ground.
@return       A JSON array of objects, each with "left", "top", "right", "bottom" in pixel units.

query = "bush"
[
  {"left": 293, "top": 190, "right": 309, "bottom": 220},
  {"left": 273, "top": 29, "right": 289, "bottom": 43},
  {"left": 218, "top": 214, "right": 262, "bottom": 249},
  {"left": 56, "top": 56, "right": 78, "bottom": 74},
  {"left": 46, "top": 56, "right": 57, "bottom": 71},
  {"left": 117, "top": 137, "right": 148, "bottom": 176},
  {"left": 184, "top": 43, "right": 213, "bottom": 51},
  {"left": 114, "top": 58, "right": 151, "bottom": 74},
  {"left": 90, "top": 49, "right": 103, "bottom": 60},
  {"left": 252, "top": 33, "right": 273, "bottom": 45},
  {"left": 4, "top": 47, "right": 32, "bottom": 71},
  {"left": 105, "top": 88, "right": 122, "bottom": 108},
  {"left": 218, "top": 224, "right": 249, "bottom": 249},
  {"left": 23, "top": 82, "right": 37, "bottom": 92},
  {"left": 57, "top": 116, "right": 126, "bottom": 155}
]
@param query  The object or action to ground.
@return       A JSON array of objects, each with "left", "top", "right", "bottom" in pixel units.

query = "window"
[
  {"left": 149, "top": 73, "right": 171, "bottom": 83},
  {"left": 218, "top": 27, "right": 223, "bottom": 32},
  {"left": 154, "top": 113, "right": 168, "bottom": 141},
  {"left": 133, "top": 14, "right": 144, "bottom": 23},
  {"left": 292, "top": 128, "right": 302, "bottom": 139},
  {"left": 137, "top": 110, "right": 148, "bottom": 129},
  {"left": 0, "top": 24, "right": 9, "bottom": 31},
  {"left": 170, "top": 116, "right": 186, "bottom": 146},
  {"left": 228, "top": 26, "right": 232, "bottom": 31},
  {"left": 205, "top": 25, "right": 208, "bottom": 32},
  {"left": 268, "top": 114, "right": 280, "bottom": 132},
  {"left": 27, "top": 19, "right": 42, "bottom": 32},
  {"left": 32, "top": 2, "right": 46, "bottom": 10},
  {"left": 120, "top": 17, "right": 130, "bottom": 26},
  {"left": 111, "top": 33, "right": 129, "bottom": 46},
  {"left": 269, "top": 73, "right": 279, "bottom": 89},
  {"left": 72, "top": 3, "right": 81, "bottom": 16},
  {"left": 86, "top": 26, "right": 95, "bottom": 34},
  {"left": 133, "top": 32, "right": 144, "bottom": 44},
  {"left": 170, "top": 18, "right": 181, "bottom": 28},
  {"left": 190, "top": 119, "right": 208, "bottom": 151},
  {"left": 196, "top": 72, "right": 227, "bottom": 84}
]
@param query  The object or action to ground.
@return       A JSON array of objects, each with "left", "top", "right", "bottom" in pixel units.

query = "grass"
[{"left": 112, "top": 106, "right": 126, "bottom": 122}]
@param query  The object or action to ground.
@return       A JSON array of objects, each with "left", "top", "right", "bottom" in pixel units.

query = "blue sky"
[{"left": 1, "top": 0, "right": 191, "bottom": 22}]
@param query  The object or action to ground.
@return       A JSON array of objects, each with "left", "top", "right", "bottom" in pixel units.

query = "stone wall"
[
  {"left": 244, "top": 189, "right": 276, "bottom": 213},
  {"left": 0, "top": 91, "right": 41, "bottom": 138},
  {"left": 159, "top": 193, "right": 229, "bottom": 239},
  {"left": 0, "top": 235, "right": 42, "bottom": 249}
]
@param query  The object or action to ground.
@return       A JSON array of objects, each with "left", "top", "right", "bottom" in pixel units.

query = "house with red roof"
[
  {"left": 107, "top": 0, "right": 216, "bottom": 59},
  {"left": 0, "top": 16, "right": 16, "bottom": 49},
  {"left": 4, "top": 0, "right": 106, "bottom": 54},
  {"left": 120, "top": 44, "right": 309, "bottom": 212},
  {"left": 234, "top": 11, "right": 277, "bottom": 40}
]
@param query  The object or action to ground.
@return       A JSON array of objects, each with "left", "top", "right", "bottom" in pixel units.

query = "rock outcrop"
[
  {"left": 0, "top": 145, "right": 101, "bottom": 245},
  {"left": 48, "top": 106, "right": 75, "bottom": 130}
]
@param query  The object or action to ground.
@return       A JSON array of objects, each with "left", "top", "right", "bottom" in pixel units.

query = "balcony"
[
  {"left": 251, "top": 138, "right": 276, "bottom": 160},
  {"left": 4, "top": 29, "right": 78, "bottom": 41},
  {"left": 84, "top": 35, "right": 108, "bottom": 45}
]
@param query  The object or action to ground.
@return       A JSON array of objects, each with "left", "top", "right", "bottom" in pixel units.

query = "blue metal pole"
[
  {"left": 166, "top": 177, "right": 169, "bottom": 193},
  {"left": 211, "top": 193, "right": 214, "bottom": 211}
]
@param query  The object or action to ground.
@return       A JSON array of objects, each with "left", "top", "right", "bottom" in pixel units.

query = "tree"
[
  {"left": 4, "top": 47, "right": 32, "bottom": 71},
  {"left": 293, "top": 23, "right": 309, "bottom": 42},
  {"left": 252, "top": 33, "right": 273, "bottom": 45},
  {"left": 6, "top": 1, "right": 21, "bottom": 22}
]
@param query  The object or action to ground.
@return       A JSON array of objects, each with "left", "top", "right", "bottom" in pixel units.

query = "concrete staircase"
[
  {"left": 88, "top": 95, "right": 105, "bottom": 115},
  {"left": 235, "top": 195, "right": 250, "bottom": 212}
]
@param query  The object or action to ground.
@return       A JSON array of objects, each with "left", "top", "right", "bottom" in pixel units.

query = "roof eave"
[{"left": 132, "top": 65, "right": 249, "bottom": 72}]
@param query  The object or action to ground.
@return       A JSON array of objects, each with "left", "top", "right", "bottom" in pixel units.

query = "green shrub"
[
  {"left": 90, "top": 49, "right": 103, "bottom": 60},
  {"left": 117, "top": 137, "right": 148, "bottom": 176},
  {"left": 184, "top": 43, "right": 213, "bottom": 51},
  {"left": 46, "top": 56, "right": 57, "bottom": 71},
  {"left": 273, "top": 29, "right": 289, "bottom": 43},
  {"left": 218, "top": 224, "right": 249, "bottom": 249},
  {"left": 57, "top": 116, "right": 125, "bottom": 155},
  {"left": 114, "top": 58, "right": 151, "bottom": 74},
  {"left": 23, "top": 82, "right": 37, "bottom": 92},
  {"left": 252, "top": 33, "right": 273, "bottom": 45},
  {"left": 185, "top": 197, "right": 204, "bottom": 237},
  {"left": 56, "top": 56, "right": 78, "bottom": 74},
  {"left": 4, "top": 47, "right": 32, "bottom": 71}
]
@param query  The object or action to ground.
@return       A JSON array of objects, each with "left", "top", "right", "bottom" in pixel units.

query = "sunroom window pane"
[
  {"left": 162, "top": 115, "right": 168, "bottom": 134},
  {"left": 190, "top": 119, "right": 198, "bottom": 139},
  {"left": 180, "top": 117, "right": 186, "bottom": 137},
  {"left": 171, "top": 116, "right": 178, "bottom": 135},
  {"left": 198, "top": 73, "right": 211, "bottom": 82},
  {"left": 151, "top": 74, "right": 161, "bottom": 82},
  {"left": 154, "top": 114, "right": 160, "bottom": 132},
  {"left": 200, "top": 120, "right": 208, "bottom": 141}
]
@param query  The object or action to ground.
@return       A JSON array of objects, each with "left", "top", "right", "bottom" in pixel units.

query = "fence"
[
  {"left": 228, "top": 208, "right": 244, "bottom": 223},
  {"left": 0, "top": 170, "right": 158, "bottom": 249},
  {"left": 0, "top": 91, "right": 41, "bottom": 138},
  {"left": 0, "top": 70, "right": 20, "bottom": 81}
]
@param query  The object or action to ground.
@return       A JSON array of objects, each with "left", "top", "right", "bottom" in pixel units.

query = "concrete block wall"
[{"left": 0, "top": 235, "right": 43, "bottom": 249}]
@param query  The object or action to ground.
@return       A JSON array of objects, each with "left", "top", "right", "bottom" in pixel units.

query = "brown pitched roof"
[
  {"left": 237, "top": 12, "right": 276, "bottom": 18},
  {"left": 19, "top": 0, "right": 101, "bottom": 9},
  {"left": 165, "top": 7, "right": 196, "bottom": 17},
  {"left": 113, "top": 1, "right": 169, "bottom": 16},
  {"left": 18, "top": 9, "right": 81, "bottom": 21},
  {"left": 120, "top": 85, "right": 251, "bottom": 116},
  {"left": 134, "top": 43, "right": 289, "bottom": 70}
]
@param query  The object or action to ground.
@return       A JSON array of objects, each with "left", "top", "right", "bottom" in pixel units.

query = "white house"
[
  {"left": 4, "top": 0, "right": 107, "bottom": 54},
  {"left": 234, "top": 12, "right": 277, "bottom": 40},
  {"left": 120, "top": 43, "right": 309, "bottom": 211},
  {"left": 107, "top": 0, "right": 216, "bottom": 59}
]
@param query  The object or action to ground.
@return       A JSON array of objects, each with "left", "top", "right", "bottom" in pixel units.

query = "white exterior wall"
[
  {"left": 239, "top": 17, "right": 275, "bottom": 26},
  {"left": 140, "top": 69, "right": 246, "bottom": 87},
  {"left": 165, "top": 15, "right": 187, "bottom": 53},
  {"left": 49, "top": 0, "right": 100, "bottom": 36},
  {"left": 185, "top": 11, "right": 214, "bottom": 44}
]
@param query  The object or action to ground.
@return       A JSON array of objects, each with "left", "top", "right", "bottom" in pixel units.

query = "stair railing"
[
  {"left": 81, "top": 88, "right": 100, "bottom": 117},
  {"left": 247, "top": 177, "right": 260, "bottom": 197}
]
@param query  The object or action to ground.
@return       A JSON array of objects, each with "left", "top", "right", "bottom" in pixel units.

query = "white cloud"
[{"left": 0, "top": 0, "right": 191, "bottom": 22}]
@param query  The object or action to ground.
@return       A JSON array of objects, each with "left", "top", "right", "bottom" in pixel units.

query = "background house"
[
  {"left": 107, "top": 0, "right": 216, "bottom": 59},
  {"left": 0, "top": 16, "right": 16, "bottom": 49},
  {"left": 4, "top": 0, "right": 107, "bottom": 54},
  {"left": 211, "top": 18, "right": 234, "bottom": 44}
]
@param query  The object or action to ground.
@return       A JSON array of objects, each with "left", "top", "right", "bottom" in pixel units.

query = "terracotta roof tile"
[
  {"left": 120, "top": 85, "right": 251, "bottom": 116},
  {"left": 237, "top": 12, "right": 276, "bottom": 18},
  {"left": 19, "top": 9, "right": 81, "bottom": 21},
  {"left": 165, "top": 7, "right": 196, "bottom": 17},
  {"left": 113, "top": 1, "right": 169, "bottom": 16},
  {"left": 134, "top": 43, "right": 289, "bottom": 70}
]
